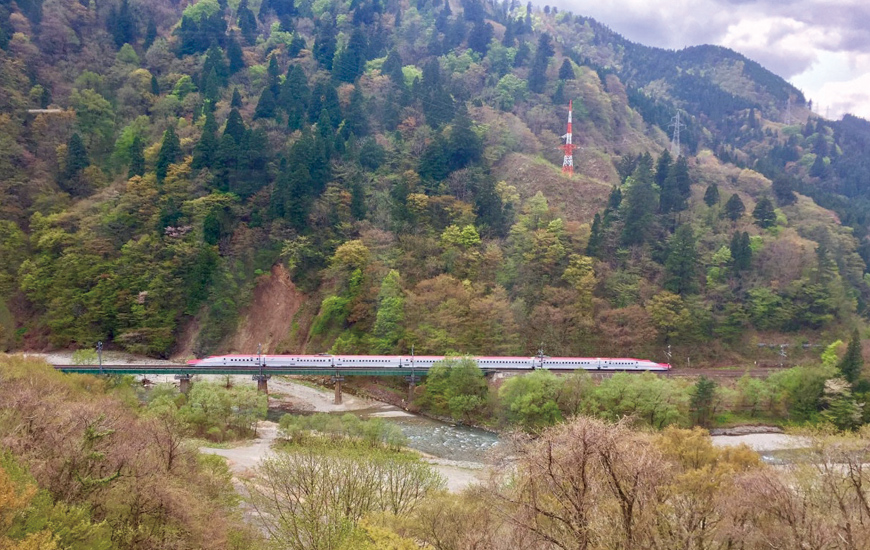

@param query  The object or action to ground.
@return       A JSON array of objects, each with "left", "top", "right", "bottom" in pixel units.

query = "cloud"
[{"left": 548, "top": 0, "right": 870, "bottom": 119}]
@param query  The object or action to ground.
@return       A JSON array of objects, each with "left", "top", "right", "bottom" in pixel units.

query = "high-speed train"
[{"left": 187, "top": 354, "right": 671, "bottom": 371}]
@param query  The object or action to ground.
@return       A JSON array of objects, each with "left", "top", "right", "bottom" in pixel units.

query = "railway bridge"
[{"left": 54, "top": 363, "right": 773, "bottom": 403}]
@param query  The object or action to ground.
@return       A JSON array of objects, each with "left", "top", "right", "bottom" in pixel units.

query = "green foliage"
[
  {"left": 372, "top": 270, "right": 405, "bottom": 353},
  {"left": 703, "top": 183, "right": 719, "bottom": 206},
  {"left": 838, "top": 328, "right": 864, "bottom": 384},
  {"left": 724, "top": 193, "right": 745, "bottom": 221},
  {"left": 417, "top": 358, "right": 489, "bottom": 421},
  {"left": 752, "top": 196, "right": 777, "bottom": 228},
  {"left": 664, "top": 224, "right": 698, "bottom": 295},
  {"left": 278, "top": 413, "right": 407, "bottom": 448},
  {"left": 690, "top": 376, "right": 717, "bottom": 427},
  {"left": 498, "top": 370, "right": 563, "bottom": 429},
  {"left": 150, "top": 382, "right": 267, "bottom": 441}
]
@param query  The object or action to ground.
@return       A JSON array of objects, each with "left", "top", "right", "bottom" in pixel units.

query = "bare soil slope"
[{"left": 225, "top": 265, "right": 307, "bottom": 354}]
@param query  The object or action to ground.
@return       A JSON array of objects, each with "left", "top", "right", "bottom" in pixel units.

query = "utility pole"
[
  {"left": 561, "top": 100, "right": 574, "bottom": 176},
  {"left": 669, "top": 110, "right": 684, "bottom": 157}
]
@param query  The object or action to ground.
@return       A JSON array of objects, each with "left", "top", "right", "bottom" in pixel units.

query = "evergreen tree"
[
  {"left": 231, "top": 87, "right": 243, "bottom": 108},
  {"left": 223, "top": 108, "right": 247, "bottom": 142},
  {"left": 382, "top": 48, "right": 405, "bottom": 88},
  {"left": 514, "top": 41, "right": 530, "bottom": 67},
  {"left": 342, "top": 85, "right": 368, "bottom": 137},
  {"left": 420, "top": 58, "right": 453, "bottom": 127},
  {"left": 333, "top": 28, "right": 367, "bottom": 82},
  {"left": 254, "top": 87, "right": 277, "bottom": 119},
  {"left": 810, "top": 154, "right": 828, "bottom": 178},
  {"left": 109, "top": 0, "right": 136, "bottom": 48},
  {"left": 501, "top": 17, "right": 515, "bottom": 46},
  {"left": 654, "top": 149, "right": 672, "bottom": 189},
  {"left": 60, "top": 133, "right": 90, "bottom": 194},
  {"left": 703, "top": 183, "right": 719, "bottom": 207},
  {"left": 730, "top": 231, "right": 752, "bottom": 272},
  {"left": 467, "top": 21, "right": 494, "bottom": 55},
  {"left": 280, "top": 64, "right": 309, "bottom": 130},
  {"left": 202, "top": 45, "right": 229, "bottom": 88},
  {"left": 419, "top": 133, "right": 450, "bottom": 182},
  {"left": 237, "top": 0, "right": 258, "bottom": 44},
  {"left": 691, "top": 376, "right": 717, "bottom": 427},
  {"left": 447, "top": 104, "right": 483, "bottom": 172},
  {"left": 226, "top": 31, "right": 245, "bottom": 74},
  {"left": 308, "top": 81, "right": 341, "bottom": 128},
  {"left": 621, "top": 156, "right": 657, "bottom": 246},
  {"left": 144, "top": 18, "right": 157, "bottom": 50},
  {"left": 586, "top": 212, "right": 603, "bottom": 257},
  {"left": 193, "top": 110, "right": 219, "bottom": 169},
  {"left": 155, "top": 127, "right": 182, "bottom": 182},
  {"left": 661, "top": 155, "right": 690, "bottom": 214},
  {"left": 772, "top": 174, "right": 797, "bottom": 206},
  {"left": 528, "top": 33, "right": 554, "bottom": 93},
  {"left": 724, "top": 193, "right": 745, "bottom": 221},
  {"left": 558, "top": 58, "right": 575, "bottom": 80},
  {"left": 372, "top": 270, "right": 405, "bottom": 353},
  {"left": 150, "top": 75, "right": 160, "bottom": 96},
  {"left": 839, "top": 328, "right": 864, "bottom": 384},
  {"left": 664, "top": 224, "right": 698, "bottom": 295},
  {"left": 128, "top": 135, "right": 145, "bottom": 178},
  {"left": 313, "top": 17, "right": 337, "bottom": 70},
  {"left": 266, "top": 55, "right": 281, "bottom": 95},
  {"left": 752, "top": 196, "right": 776, "bottom": 228}
]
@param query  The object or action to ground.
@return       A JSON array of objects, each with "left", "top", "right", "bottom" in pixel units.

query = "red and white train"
[{"left": 188, "top": 354, "right": 671, "bottom": 371}]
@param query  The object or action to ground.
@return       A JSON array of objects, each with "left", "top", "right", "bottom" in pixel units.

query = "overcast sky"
[{"left": 549, "top": 0, "right": 870, "bottom": 120}]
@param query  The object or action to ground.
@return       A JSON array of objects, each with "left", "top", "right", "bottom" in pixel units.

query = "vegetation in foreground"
[
  {"left": 0, "top": 356, "right": 264, "bottom": 550},
  {"left": 414, "top": 341, "right": 869, "bottom": 431},
  {"left": 246, "top": 407, "right": 870, "bottom": 550}
]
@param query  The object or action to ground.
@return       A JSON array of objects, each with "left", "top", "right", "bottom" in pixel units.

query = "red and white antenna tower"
[{"left": 562, "top": 100, "right": 574, "bottom": 176}]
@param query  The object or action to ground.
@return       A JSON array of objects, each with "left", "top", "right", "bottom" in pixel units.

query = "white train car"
[{"left": 188, "top": 354, "right": 671, "bottom": 371}]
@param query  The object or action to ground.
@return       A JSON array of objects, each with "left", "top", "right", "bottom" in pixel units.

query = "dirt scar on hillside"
[{"left": 201, "top": 380, "right": 485, "bottom": 492}]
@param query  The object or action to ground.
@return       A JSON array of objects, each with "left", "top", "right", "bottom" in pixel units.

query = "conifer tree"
[
  {"left": 313, "top": 17, "right": 337, "bottom": 70},
  {"left": 238, "top": 0, "right": 258, "bottom": 44},
  {"left": 109, "top": 0, "right": 136, "bottom": 48},
  {"left": 839, "top": 328, "right": 864, "bottom": 384},
  {"left": 60, "top": 133, "right": 90, "bottom": 194},
  {"left": 144, "top": 18, "right": 158, "bottom": 50},
  {"left": 752, "top": 196, "right": 776, "bottom": 228},
  {"left": 661, "top": 156, "right": 690, "bottom": 214},
  {"left": 150, "top": 75, "right": 160, "bottom": 96},
  {"left": 128, "top": 135, "right": 145, "bottom": 178},
  {"left": 266, "top": 55, "right": 281, "bottom": 96},
  {"left": 467, "top": 21, "right": 494, "bottom": 55},
  {"left": 280, "top": 65, "right": 309, "bottom": 130},
  {"left": 193, "top": 110, "right": 219, "bottom": 169},
  {"left": 621, "top": 156, "right": 657, "bottom": 246},
  {"left": 254, "top": 87, "right": 277, "bottom": 119},
  {"left": 558, "top": 58, "right": 575, "bottom": 80},
  {"left": 703, "top": 183, "right": 719, "bottom": 207},
  {"left": 528, "top": 33, "right": 554, "bottom": 93},
  {"left": 231, "top": 88, "right": 243, "bottom": 108},
  {"left": 586, "top": 212, "right": 603, "bottom": 257},
  {"left": 447, "top": 103, "right": 482, "bottom": 172},
  {"left": 724, "top": 193, "right": 745, "bottom": 221},
  {"left": 155, "top": 127, "right": 182, "bottom": 182},
  {"left": 419, "top": 133, "right": 450, "bottom": 182},
  {"left": 501, "top": 17, "right": 515, "bottom": 46},
  {"left": 730, "top": 231, "right": 752, "bottom": 272},
  {"left": 308, "top": 81, "right": 341, "bottom": 128},
  {"left": 382, "top": 48, "right": 405, "bottom": 88},
  {"left": 691, "top": 376, "right": 717, "bottom": 427},
  {"left": 226, "top": 31, "right": 245, "bottom": 74},
  {"left": 664, "top": 224, "right": 698, "bottom": 295},
  {"left": 223, "top": 108, "right": 247, "bottom": 142},
  {"left": 333, "top": 28, "right": 367, "bottom": 83},
  {"left": 772, "top": 174, "right": 797, "bottom": 206},
  {"left": 654, "top": 149, "right": 672, "bottom": 189},
  {"left": 342, "top": 85, "right": 368, "bottom": 137}
]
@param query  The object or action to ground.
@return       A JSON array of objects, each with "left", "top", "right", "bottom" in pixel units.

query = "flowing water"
[{"left": 358, "top": 409, "right": 501, "bottom": 463}]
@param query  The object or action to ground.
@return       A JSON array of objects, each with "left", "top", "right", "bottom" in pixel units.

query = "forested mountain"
[{"left": 0, "top": 0, "right": 868, "bottom": 363}]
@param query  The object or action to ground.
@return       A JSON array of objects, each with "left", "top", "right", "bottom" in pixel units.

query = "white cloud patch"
[{"left": 550, "top": 0, "right": 870, "bottom": 120}]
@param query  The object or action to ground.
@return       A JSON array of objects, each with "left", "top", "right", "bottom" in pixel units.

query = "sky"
[{"left": 550, "top": 0, "right": 870, "bottom": 120}]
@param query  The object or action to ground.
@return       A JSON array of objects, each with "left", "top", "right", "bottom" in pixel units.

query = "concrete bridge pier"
[
  {"left": 405, "top": 373, "right": 419, "bottom": 405},
  {"left": 253, "top": 374, "right": 271, "bottom": 394},
  {"left": 175, "top": 373, "right": 193, "bottom": 394},
  {"left": 332, "top": 375, "right": 345, "bottom": 405}
]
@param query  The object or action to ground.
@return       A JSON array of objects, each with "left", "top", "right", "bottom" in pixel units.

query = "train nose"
[{"left": 187, "top": 359, "right": 202, "bottom": 365}]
